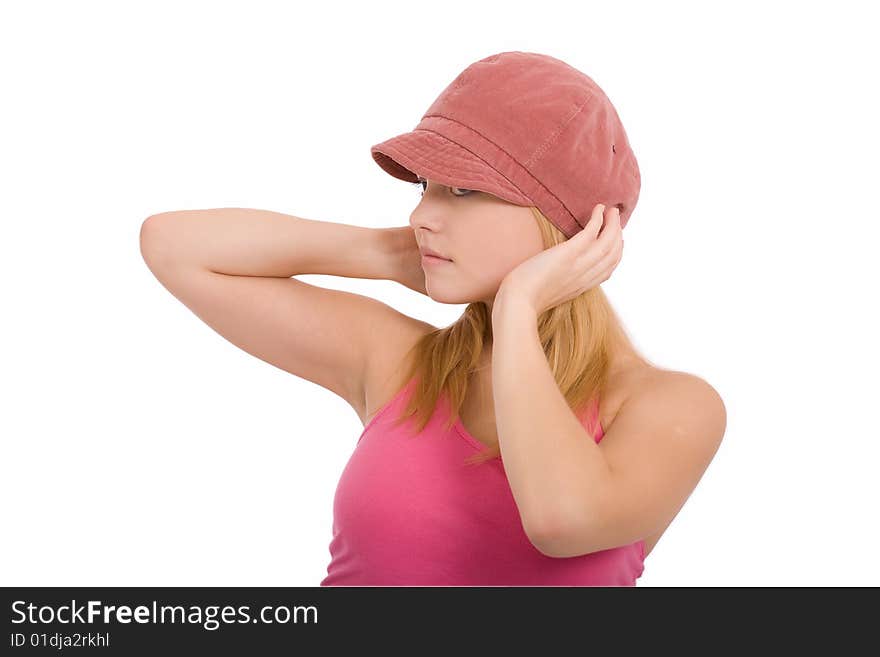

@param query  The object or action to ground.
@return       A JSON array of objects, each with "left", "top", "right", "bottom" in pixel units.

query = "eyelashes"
[{"left": 411, "top": 178, "right": 473, "bottom": 197}]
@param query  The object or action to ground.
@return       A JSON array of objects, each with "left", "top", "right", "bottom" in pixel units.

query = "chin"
[
  {"left": 425, "top": 268, "right": 501, "bottom": 304},
  {"left": 427, "top": 289, "right": 472, "bottom": 305},
  {"left": 427, "top": 284, "right": 495, "bottom": 306}
]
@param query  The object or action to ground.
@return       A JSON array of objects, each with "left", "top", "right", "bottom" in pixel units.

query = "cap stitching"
[
  {"left": 524, "top": 94, "right": 593, "bottom": 169},
  {"left": 383, "top": 141, "right": 521, "bottom": 198},
  {"left": 417, "top": 119, "right": 528, "bottom": 198},
  {"left": 419, "top": 114, "right": 582, "bottom": 233}
]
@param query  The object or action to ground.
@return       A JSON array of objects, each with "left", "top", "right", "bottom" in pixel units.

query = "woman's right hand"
[{"left": 384, "top": 226, "right": 428, "bottom": 296}]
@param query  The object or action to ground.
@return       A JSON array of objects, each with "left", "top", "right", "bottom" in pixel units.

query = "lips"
[{"left": 419, "top": 247, "right": 451, "bottom": 261}]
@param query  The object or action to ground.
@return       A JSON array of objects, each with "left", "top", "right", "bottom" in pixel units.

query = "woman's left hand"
[{"left": 495, "top": 203, "right": 624, "bottom": 317}]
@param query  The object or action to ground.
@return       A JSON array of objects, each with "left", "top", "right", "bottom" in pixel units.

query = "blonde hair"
[{"left": 388, "top": 206, "right": 652, "bottom": 466}]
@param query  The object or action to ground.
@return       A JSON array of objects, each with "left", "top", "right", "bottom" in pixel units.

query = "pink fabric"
[{"left": 321, "top": 376, "right": 645, "bottom": 586}]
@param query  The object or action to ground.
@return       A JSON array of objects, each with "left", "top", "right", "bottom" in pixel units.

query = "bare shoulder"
[
  {"left": 359, "top": 312, "right": 438, "bottom": 426},
  {"left": 655, "top": 369, "right": 726, "bottom": 429},
  {"left": 585, "top": 368, "right": 726, "bottom": 557},
  {"left": 616, "top": 367, "right": 727, "bottom": 448}
]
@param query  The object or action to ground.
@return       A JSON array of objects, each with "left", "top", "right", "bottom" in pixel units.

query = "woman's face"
[{"left": 409, "top": 176, "right": 543, "bottom": 310}]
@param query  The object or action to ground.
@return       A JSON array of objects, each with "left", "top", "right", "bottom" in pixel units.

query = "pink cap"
[{"left": 370, "top": 50, "right": 641, "bottom": 238}]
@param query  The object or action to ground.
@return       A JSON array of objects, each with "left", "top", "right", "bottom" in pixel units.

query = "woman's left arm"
[{"left": 491, "top": 294, "right": 726, "bottom": 558}]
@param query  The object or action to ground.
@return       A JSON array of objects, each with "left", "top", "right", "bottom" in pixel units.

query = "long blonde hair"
[{"left": 388, "top": 205, "right": 652, "bottom": 466}]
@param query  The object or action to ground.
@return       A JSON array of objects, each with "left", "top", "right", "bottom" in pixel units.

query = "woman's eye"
[{"left": 414, "top": 179, "right": 472, "bottom": 196}]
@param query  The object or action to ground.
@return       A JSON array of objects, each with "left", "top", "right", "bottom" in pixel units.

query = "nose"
[
  {"left": 410, "top": 205, "right": 443, "bottom": 234},
  {"left": 409, "top": 181, "right": 453, "bottom": 236}
]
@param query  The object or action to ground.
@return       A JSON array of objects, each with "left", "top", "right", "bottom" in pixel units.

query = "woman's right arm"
[
  {"left": 139, "top": 208, "right": 430, "bottom": 422},
  {"left": 141, "top": 207, "right": 398, "bottom": 279}
]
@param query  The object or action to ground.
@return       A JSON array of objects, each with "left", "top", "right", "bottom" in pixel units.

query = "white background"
[{"left": 2, "top": 0, "right": 877, "bottom": 587}]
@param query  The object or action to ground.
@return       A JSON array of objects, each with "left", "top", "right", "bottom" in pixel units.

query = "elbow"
[
  {"left": 527, "top": 525, "right": 593, "bottom": 559},
  {"left": 525, "top": 510, "right": 606, "bottom": 558},
  {"left": 527, "top": 534, "right": 558, "bottom": 559},
  {"left": 524, "top": 513, "right": 571, "bottom": 559},
  {"left": 526, "top": 521, "right": 569, "bottom": 558},
  {"left": 139, "top": 216, "right": 161, "bottom": 267},
  {"left": 139, "top": 213, "right": 179, "bottom": 271}
]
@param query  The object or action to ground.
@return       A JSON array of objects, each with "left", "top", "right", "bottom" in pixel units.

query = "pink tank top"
[{"left": 321, "top": 376, "right": 646, "bottom": 586}]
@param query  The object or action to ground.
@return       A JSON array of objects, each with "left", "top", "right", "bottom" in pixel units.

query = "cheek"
[
  {"left": 491, "top": 233, "right": 532, "bottom": 267},
  {"left": 455, "top": 242, "right": 518, "bottom": 285}
]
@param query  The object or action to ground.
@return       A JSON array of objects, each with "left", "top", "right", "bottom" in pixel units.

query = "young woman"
[{"left": 140, "top": 51, "right": 726, "bottom": 586}]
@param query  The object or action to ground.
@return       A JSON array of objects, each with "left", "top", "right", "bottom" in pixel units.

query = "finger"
[
  {"left": 584, "top": 235, "right": 623, "bottom": 284},
  {"left": 597, "top": 205, "right": 622, "bottom": 250},
  {"left": 596, "top": 219, "right": 624, "bottom": 263},
  {"left": 583, "top": 203, "right": 606, "bottom": 239}
]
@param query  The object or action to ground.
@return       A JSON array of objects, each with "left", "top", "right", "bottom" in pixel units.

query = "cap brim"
[{"left": 371, "top": 129, "right": 533, "bottom": 207}]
